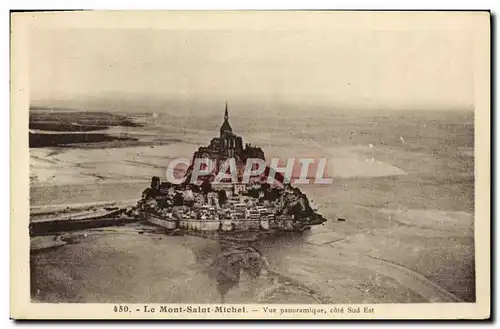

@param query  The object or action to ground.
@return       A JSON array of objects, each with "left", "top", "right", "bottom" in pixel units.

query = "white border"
[{"left": 4, "top": 1, "right": 497, "bottom": 328}]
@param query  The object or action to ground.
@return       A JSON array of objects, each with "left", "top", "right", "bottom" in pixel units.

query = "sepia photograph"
[{"left": 10, "top": 10, "right": 490, "bottom": 319}]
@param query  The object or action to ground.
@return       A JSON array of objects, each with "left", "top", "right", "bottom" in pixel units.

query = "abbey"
[
  {"left": 188, "top": 103, "right": 265, "bottom": 182},
  {"left": 213, "top": 102, "right": 244, "bottom": 157}
]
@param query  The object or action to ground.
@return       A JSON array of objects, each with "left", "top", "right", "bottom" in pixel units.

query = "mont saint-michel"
[
  {"left": 28, "top": 105, "right": 474, "bottom": 306},
  {"left": 137, "top": 103, "right": 327, "bottom": 235},
  {"left": 24, "top": 13, "right": 476, "bottom": 310}
]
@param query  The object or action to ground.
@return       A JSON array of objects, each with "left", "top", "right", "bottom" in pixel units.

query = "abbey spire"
[{"left": 220, "top": 101, "right": 233, "bottom": 135}]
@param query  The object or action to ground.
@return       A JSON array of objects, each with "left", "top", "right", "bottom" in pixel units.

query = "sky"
[{"left": 27, "top": 11, "right": 478, "bottom": 112}]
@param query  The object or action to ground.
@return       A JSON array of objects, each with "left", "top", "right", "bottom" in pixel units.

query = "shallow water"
[
  {"left": 31, "top": 202, "right": 474, "bottom": 304},
  {"left": 30, "top": 109, "right": 475, "bottom": 303}
]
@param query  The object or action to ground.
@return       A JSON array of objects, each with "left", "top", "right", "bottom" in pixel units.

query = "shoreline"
[{"left": 27, "top": 109, "right": 476, "bottom": 303}]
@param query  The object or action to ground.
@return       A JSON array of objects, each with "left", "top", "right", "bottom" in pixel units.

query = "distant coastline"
[{"left": 29, "top": 108, "right": 147, "bottom": 148}]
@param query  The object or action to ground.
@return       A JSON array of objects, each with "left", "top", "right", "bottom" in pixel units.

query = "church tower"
[
  {"left": 216, "top": 102, "right": 243, "bottom": 157},
  {"left": 220, "top": 102, "right": 232, "bottom": 136}
]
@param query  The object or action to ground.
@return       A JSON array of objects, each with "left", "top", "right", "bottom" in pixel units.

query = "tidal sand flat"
[
  {"left": 30, "top": 225, "right": 427, "bottom": 304},
  {"left": 30, "top": 109, "right": 474, "bottom": 303}
]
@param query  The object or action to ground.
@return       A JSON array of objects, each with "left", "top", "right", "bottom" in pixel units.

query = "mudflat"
[{"left": 30, "top": 109, "right": 475, "bottom": 303}]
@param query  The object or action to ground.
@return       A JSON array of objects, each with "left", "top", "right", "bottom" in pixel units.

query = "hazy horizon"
[{"left": 29, "top": 96, "right": 474, "bottom": 118}]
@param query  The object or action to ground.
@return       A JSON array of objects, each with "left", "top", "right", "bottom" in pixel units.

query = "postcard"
[{"left": 10, "top": 10, "right": 490, "bottom": 320}]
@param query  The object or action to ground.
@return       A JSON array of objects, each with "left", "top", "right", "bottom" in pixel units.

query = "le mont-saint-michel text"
[{"left": 120, "top": 305, "right": 376, "bottom": 315}]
